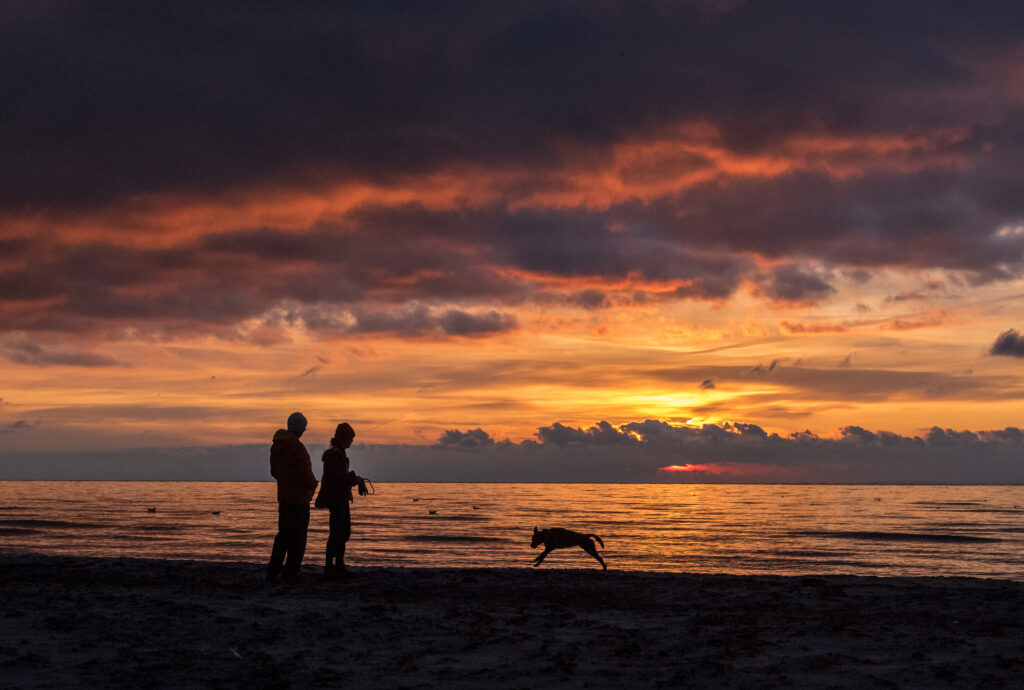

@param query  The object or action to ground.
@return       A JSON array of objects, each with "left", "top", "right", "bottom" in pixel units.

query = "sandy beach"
[{"left": 2, "top": 555, "right": 1023, "bottom": 689}]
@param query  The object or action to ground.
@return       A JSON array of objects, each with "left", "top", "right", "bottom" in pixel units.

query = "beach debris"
[
  {"left": 472, "top": 505, "right": 480, "bottom": 510},
  {"left": 429, "top": 510, "right": 437, "bottom": 515},
  {"left": 413, "top": 498, "right": 420, "bottom": 502},
  {"left": 147, "top": 507, "right": 157, "bottom": 513},
  {"left": 212, "top": 511, "right": 221, "bottom": 515}
]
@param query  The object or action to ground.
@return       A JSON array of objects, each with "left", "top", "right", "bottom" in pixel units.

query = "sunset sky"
[{"left": 3, "top": 2, "right": 1024, "bottom": 481}]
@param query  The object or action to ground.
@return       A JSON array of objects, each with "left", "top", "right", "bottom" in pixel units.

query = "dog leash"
[{"left": 356, "top": 477, "right": 375, "bottom": 496}]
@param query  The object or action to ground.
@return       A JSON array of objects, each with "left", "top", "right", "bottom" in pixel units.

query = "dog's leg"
[
  {"left": 582, "top": 540, "right": 607, "bottom": 570},
  {"left": 533, "top": 547, "right": 553, "bottom": 567}
]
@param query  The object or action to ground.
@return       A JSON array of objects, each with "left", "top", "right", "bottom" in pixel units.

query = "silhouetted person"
[
  {"left": 267, "top": 412, "right": 317, "bottom": 582},
  {"left": 315, "top": 422, "right": 367, "bottom": 579}
]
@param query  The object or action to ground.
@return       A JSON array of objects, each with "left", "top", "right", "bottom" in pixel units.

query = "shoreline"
[
  {"left": 4, "top": 478, "right": 1024, "bottom": 486},
  {"left": 3, "top": 555, "right": 1024, "bottom": 688}
]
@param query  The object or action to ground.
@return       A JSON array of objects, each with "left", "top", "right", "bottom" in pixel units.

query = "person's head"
[
  {"left": 331, "top": 422, "right": 355, "bottom": 449},
  {"left": 287, "top": 412, "right": 307, "bottom": 437}
]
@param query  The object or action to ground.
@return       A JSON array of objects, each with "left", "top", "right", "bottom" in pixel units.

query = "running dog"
[{"left": 530, "top": 526, "right": 606, "bottom": 570}]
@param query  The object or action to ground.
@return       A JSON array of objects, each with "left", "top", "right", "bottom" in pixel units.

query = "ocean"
[{"left": 1, "top": 481, "right": 1022, "bottom": 580}]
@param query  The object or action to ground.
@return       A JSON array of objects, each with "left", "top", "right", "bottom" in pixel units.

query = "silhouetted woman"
[{"left": 315, "top": 422, "right": 367, "bottom": 578}]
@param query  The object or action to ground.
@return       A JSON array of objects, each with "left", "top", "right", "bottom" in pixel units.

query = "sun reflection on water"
[{"left": 0, "top": 481, "right": 1022, "bottom": 580}]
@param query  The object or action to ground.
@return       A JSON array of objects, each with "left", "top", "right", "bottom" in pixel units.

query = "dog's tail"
[{"left": 588, "top": 534, "right": 604, "bottom": 548}]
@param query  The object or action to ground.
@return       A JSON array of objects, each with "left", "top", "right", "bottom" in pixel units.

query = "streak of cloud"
[
  {"left": 1, "top": 419, "right": 39, "bottom": 435},
  {"left": 0, "top": 335, "right": 123, "bottom": 367}
]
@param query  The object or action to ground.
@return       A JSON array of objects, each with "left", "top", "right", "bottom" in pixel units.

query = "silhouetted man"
[{"left": 267, "top": 411, "right": 318, "bottom": 582}]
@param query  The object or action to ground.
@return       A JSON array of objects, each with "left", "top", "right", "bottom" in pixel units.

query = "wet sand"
[{"left": 2, "top": 555, "right": 1023, "bottom": 688}]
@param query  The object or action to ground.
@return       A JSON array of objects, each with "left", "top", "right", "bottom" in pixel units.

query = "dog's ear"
[{"left": 533, "top": 526, "right": 538, "bottom": 533}]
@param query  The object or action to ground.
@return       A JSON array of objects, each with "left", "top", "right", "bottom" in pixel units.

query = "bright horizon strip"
[
  {"left": 4, "top": 274, "right": 1024, "bottom": 450},
  {"left": 658, "top": 463, "right": 784, "bottom": 477}
]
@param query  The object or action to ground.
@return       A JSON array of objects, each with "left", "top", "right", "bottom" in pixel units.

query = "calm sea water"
[{"left": 1, "top": 482, "right": 1023, "bottom": 580}]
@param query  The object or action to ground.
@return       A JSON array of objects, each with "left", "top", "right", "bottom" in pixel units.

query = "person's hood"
[
  {"left": 322, "top": 446, "right": 346, "bottom": 463},
  {"left": 272, "top": 429, "right": 296, "bottom": 444}
]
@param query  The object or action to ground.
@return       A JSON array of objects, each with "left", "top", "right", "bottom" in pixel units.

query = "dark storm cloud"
[
  {"left": 757, "top": 264, "right": 835, "bottom": 302},
  {"left": 4, "top": 2, "right": 1024, "bottom": 335},
  {"left": 4, "top": 1, "right": 1024, "bottom": 212},
  {"left": 348, "top": 305, "right": 518, "bottom": 338},
  {"left": 637, "top": 168, "right": 1024, "bottom": 275},
  {"left": 989, "top": 329, "right": 1024, "bottom": 358},
  {"left": 0, "top": 205, "right": 757, "bottom": 335},
  {"left": 437, "top": 310, "right": 517, "bottom": 337},
  {"left": 572, "top": 290, "right": 610, "bottom": 310}
]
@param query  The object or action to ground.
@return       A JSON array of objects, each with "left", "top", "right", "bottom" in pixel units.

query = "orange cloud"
[{"left": 781, "top": 321, "right": 849, "bottom": 334}]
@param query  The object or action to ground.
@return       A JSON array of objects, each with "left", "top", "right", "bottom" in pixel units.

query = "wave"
[
  {"left": 790, "top": 530, "right": 1001, "bottom": 543},
  {"left": 767, "top": 549, "right": 856, "bottom": 558},
  {"left": 651, "top": 552, "right": 886, "bottom": 569},
  {"left": 406, "top": 535, "right": 508, "bottom": 543},
  {"left": 121, "top": 524, "right": 188, "bottom": 532},
  {"left": 407, "top": 515, "right": 491, "bottom": 522},
  {"left": 911, "top": 501, "right": 987, "bottom": 506},
  {"left": 0, "top": 519, "right": 103, "bottom": 529}
]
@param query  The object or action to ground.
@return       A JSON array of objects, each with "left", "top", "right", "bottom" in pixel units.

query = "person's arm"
[
  {"left": 298, "top": 447, "right": 317, "bottom": 500},
  {"left": 269, "top": 447, "right": 282, "bottom": 479},
  {"left": 303, "top": 456, "right": 318, "bottom": 490},
  {"left": 347, "top": 470, "right": 369, "bottom": 496},
  {"left": 314, "top": 456, "right": 331, "bottom": 508}
]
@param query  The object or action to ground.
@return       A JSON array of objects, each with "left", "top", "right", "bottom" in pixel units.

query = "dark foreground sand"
[{"left": 2, "top": 555, "right": 1024, "bottom": 689}]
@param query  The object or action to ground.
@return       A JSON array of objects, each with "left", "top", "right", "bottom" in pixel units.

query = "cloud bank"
[{"left": 4, "top": 419, "right": 1023, "bottom": 484}]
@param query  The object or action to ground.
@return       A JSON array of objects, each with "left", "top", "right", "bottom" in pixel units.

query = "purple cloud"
[{"left": 990, "top": 329, "right": 1024, "bottom": 357}]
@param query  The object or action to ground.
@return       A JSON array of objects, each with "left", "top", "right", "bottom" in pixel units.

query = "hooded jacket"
[
  {"left": 314, "top": 445, "right": 357, "bottom": 509},
  {"left": 269, "top": 429, "right": 318, "bottom": 506}
]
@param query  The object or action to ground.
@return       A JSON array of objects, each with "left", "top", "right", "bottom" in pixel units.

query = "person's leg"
[
  {"left": 325, "top": 508, "right": 339, "bottom": 572},
  {"left": 267, "top": 506, "right": 288, "bottom": 581},
  {"left": 582, "top": 540, "right": 607, "bottom": 570},
  {"left": 282, "top": 506, "right": 310, "bottom": 577},
  {"left": 336, "top": 502, "right": 351, "bottom": 570}
]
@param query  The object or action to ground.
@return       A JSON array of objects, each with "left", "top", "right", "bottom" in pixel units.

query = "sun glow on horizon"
[{"left": 658, "top": 462, "right": 788, "bottom": 477}]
